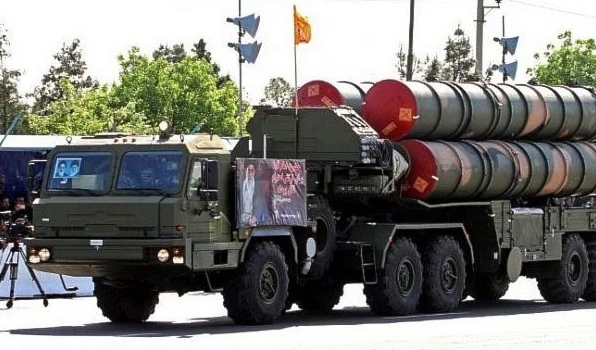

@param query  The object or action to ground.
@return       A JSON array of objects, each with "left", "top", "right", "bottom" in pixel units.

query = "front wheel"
[
  {"left": 93, "top": 279, "right": 159, "bottom": 323},
  {"left": 223, "top": 241, "right": 289, "bottom": 325}
]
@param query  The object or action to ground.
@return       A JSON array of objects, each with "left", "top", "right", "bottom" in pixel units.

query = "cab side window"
[{"left": 188, "top": 161, "right": 203, "bottom": 198}]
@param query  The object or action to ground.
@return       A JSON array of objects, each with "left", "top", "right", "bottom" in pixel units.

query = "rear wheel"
[
  {"left": 93, "top": 279, "right": 159, "bottom": 323},
  {"left": 307, "top": 196, "right": 337, "bottom": 278},
  {"left": 223, "top": 241, "right": 289, "bottom": 325},
  {"left": 420, "top": 235, "right": 466, "bottom": 312},
  {"left": 538, "top": 234, "right": 588, "bottom": 303},
  {"left": 469, "top": 272, "right": 510, "bottom": 301},
  {"left": 364, "top": 237, "right": 422, "bottom": 316},
  {"left": 583, "top": 239, "right": 596, "bottom": 301}
]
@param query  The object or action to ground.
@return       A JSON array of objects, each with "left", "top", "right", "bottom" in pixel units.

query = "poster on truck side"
[{"left": 236, "top": 158, "right": 306, "bottom": 228}]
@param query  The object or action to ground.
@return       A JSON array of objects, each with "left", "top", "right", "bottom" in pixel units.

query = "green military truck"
[{"left": 26, "top": 106, "right": 596, "bottom": 325}]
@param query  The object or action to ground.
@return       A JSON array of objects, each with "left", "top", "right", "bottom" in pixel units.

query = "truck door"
[{"left": 185, "top": 159, "right": 224, "bottom": 242}]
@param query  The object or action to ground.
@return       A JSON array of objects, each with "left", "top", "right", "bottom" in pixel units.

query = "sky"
[{"left": 1, "top": 0, "right": 596, "bottom": 104}]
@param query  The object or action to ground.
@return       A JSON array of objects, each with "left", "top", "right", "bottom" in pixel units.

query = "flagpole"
[{"left": 293, "top": 5, "right": 298, "bottom": 116}]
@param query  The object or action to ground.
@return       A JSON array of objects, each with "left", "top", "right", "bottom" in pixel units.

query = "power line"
[{"left": 509, "top": 0, "right": 596, "bottom": 19}]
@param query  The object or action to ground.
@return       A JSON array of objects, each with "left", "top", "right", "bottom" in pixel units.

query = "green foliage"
[
  {"left": 260, "top": 77, "right": 294, "bottom": 107},
  {"left": 424, "top": 56, "right": 443, "bottom": 82},
  {"left": 25, "top": 38, "right": 241, "bottom": 136},
  {"left": 394, "top": 25, "right": 477, "bottom": 83},
  {"left": 153, "top": 43, "right": 187, "bottom": 63},
  {"left": 191, "top": 39, "right": 231, "bottom": 88},
  {"left": 395, "top": 45, "right": 424, "bottom": 80},
  {"left": 27, "top": 78, "right": 151, "bottom": 135},
  {"left": 32, "top": 38, "right": 98, "bottom": 114},
  {"left": 527, "top": 31, "right": 596, "bottom": 86},
  {"left": 0, "top": 24, "right": 25, "bottom": 134},
  {"left": 442, "top": 26, "right": 476, "bottom": 82},
  {"left": 111, "top": 47, "right": 239, "bottom": 136}
]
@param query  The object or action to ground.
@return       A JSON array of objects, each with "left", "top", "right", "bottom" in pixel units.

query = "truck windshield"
[
  {"left": 116, "top": 151, "right": 184, "bottom": 192},
  {"left": 47, "top": 152, "right": 112, "bottom": 192}
]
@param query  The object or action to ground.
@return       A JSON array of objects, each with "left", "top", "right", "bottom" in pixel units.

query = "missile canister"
[
  {"left": 362, "top": 79, "right": 596, "bottom": 141},
  {"left": 399, "top": 139, "right": 596, "bottom": 200}
]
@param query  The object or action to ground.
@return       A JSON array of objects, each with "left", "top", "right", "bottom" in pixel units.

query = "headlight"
[
  {"left": 28, "top": 254, "right": 41, "bottom": 264},
  {"left": 172, "top": 247, "right": 184, "bottom": 264},
  {"left": 39, "top": 248, "right": 51, "bottom": 262},
  {"left": 157, "top": 249, "right": 170, "bottom": 262}
]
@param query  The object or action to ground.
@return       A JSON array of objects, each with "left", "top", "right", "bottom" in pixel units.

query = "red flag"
[{"left": 294, "top": 5, "right": 311, "bottom": 45}]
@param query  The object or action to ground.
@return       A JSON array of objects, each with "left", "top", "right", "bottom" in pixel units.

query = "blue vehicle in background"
[{"left": 0, "top": 133, "right": 93, "bottom": 301}]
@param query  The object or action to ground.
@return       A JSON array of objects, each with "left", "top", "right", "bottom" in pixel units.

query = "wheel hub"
[
  {"left": 396, "top": 258, "right": 415, "bottom": 296},
  {"left": 567, "top": 251, "right": 582, "bottom": 286},
  {"left": 259, "top": 263, "right": 279, "bottom": 303},
  {"left": 441, "top": 257, "right": 458, "bottom": 293}
]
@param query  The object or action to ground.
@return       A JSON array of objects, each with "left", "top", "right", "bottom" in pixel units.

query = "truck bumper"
[{"left": 25, "top": 238, "right": 244, "bottom": 278}]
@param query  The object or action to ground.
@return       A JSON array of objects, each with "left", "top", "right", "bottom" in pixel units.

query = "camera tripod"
[{"left": 0, "top": 240, "right": 48, "bottom": 309}]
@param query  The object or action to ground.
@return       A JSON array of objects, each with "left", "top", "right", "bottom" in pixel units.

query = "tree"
[
  {"left": 395, "top": 45, "right": 424, "bottom": 80},
  {"left": 32, "top": 38, "right": 98, "bottom": 114},
  {"left": 153, "top": 43, "right": 187, "bottom": 63},
  {"left": 424, "top": 56, "right": 443, "bottom": 82},
  {"left": 111, "top": 47, "right": 239, "bottom": 136},
  {"left": 260, "top": 77, "right": 294, "bottom": 107},
  {"left": 527, "top": 31, "right": 596, "bottom": 86},
  {"left": 192, "top": 39, "right": 231, "bottom": 87},
  {"left": 442, "top": 26, "right": 476, "bottom": 82},
  {"left": 0, "top": 24, "right": 24, "bottom": 134},
  {"left": 27, "top": 78, "right": 151, "bottom": 135}
]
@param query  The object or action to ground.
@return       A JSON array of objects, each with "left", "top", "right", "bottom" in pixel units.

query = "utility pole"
[
  {"left": 227, "top": 1, "right": 261, "bottom": 136},
  {"left": 406, "top": 0, "right": 415, "bottom": 81},
  {"left": 501, "top": 16, "right": 506, "bottom": 83},
  {"left": 475, "top": 0, "right": 501, "bottom": 78}
]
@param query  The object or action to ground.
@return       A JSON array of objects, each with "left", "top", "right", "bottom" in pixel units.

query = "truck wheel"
[
  {"left": 364, "top": 237, "right": 422, "bottom": 316},
  {"left": 93, "top": 279, "right": 159, "bottom": 323},
  {"left": 469, "top": 272, "right": 510, "bottom": 300},
  {"left": 307, "top": 196, "right": 337, "bottom": 278},
  {"left": 223, "top": 241, "right": 289, "bottom": 325},
  {"left": 538, "top": 234, "right": 588, "bottom": 303},
  {"left": 295, "top": 279, "right": 344, "bottom": 313},
  {"left": 420, "top": 235, "right": 466, "bottom": 312},
  {"left": 583, "top": 239, "right": 596, "bottom": 301}
]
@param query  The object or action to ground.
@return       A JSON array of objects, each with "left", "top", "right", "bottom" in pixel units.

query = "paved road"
[{"left": 2, "top": 277, "right": 596, "bottom": 349}]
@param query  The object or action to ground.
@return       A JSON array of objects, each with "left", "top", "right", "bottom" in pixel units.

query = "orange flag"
[{"left": 294, "top": 5, "right": 311, "bottom": 45}]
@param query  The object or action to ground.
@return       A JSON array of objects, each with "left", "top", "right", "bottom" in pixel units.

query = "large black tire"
[
  {"left": 538, "top": 234, "right": 588, "bottom": 303},
  {"left": 223, "top": 241, "right": 289, "bottom": 325},
  {"left": 295, "top": 279, "right": 344, "bottom": 313},
  {"left": 583, "top": 239, "right": 596, "bottom": 301},
  {"left": 420, "top": 235, "right": 467, "bottom": 312},
  {"left": 469, "top": 272, "right": 510, "bottom": 301},
  {"left": 307, "top": 196, "right": 337, "bottom": 278},
  {"left": 93, "top": 279, "right": 159, "bottom": 323},
  {"left": 364, "top": 237, "right": 423, "bottom": 316}
]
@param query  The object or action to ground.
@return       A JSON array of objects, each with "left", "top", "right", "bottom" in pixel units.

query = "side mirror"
[{"left": 27, "top": 160, "right": 46, "bottom": 195}]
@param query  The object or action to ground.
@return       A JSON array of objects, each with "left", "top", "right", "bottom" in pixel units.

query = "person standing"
[{"left": 240, "top": 164, "right": 256, "bottom": 227}]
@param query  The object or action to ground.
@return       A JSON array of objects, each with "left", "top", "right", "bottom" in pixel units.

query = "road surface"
[{"left": 2, "top": 277, "right": 596, "bottom": 349}]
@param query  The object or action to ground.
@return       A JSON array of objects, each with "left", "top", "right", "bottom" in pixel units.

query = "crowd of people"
[{"left": 0, "top": 194, "right": 33, "bottom": 228}]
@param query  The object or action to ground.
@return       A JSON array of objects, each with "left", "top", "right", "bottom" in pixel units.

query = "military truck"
[{"left": 25, "top": 106, "right": 596, "bottom": 325}]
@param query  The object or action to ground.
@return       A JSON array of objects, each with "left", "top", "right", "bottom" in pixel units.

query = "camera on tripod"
[{"left": 0, "top": 209, "right": 32, "bottom": 244}]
